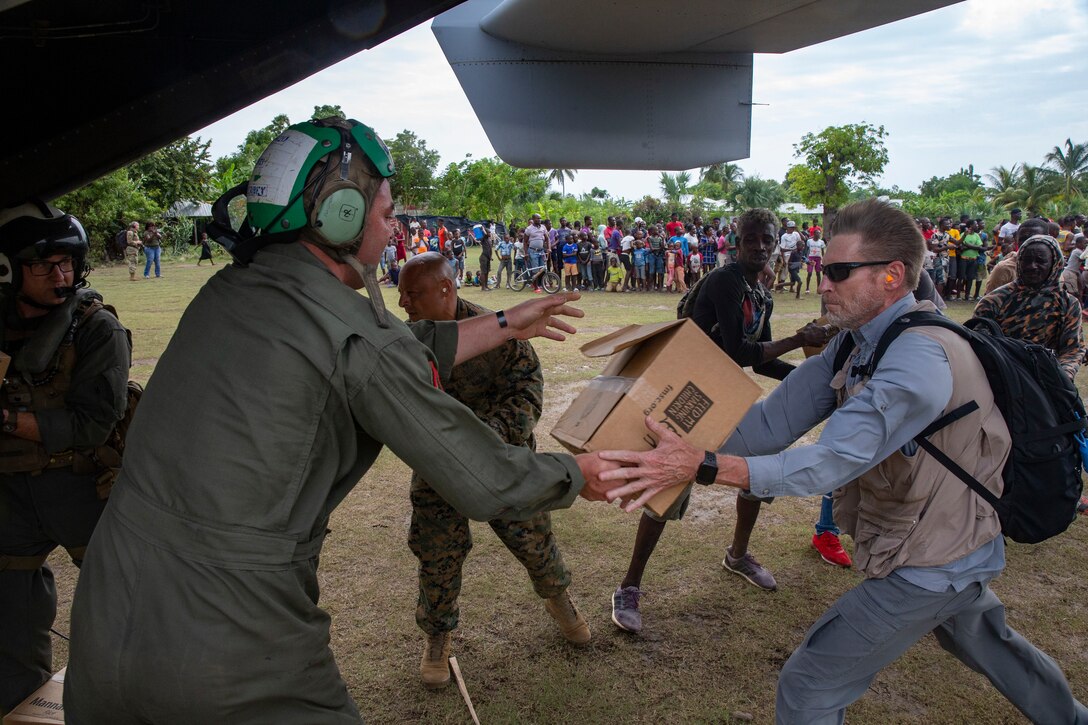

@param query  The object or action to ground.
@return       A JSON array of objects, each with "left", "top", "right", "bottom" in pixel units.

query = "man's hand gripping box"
[{"left": 551, "top": 319, "right": 761, "bottom": 517}]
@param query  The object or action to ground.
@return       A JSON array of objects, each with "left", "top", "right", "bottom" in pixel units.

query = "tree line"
[{"left": 52, "top": 106, "right": 1088, "bottom": 258}]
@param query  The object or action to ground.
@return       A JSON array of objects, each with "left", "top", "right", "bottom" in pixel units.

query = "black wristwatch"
[
  {"left": 695, "top": 450, "right": 717, "bottom": 486},
  {"left": 2, "top": 409, "right": 16, "bottom": 434}
]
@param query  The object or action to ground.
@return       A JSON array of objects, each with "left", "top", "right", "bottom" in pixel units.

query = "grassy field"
[{"left": 45, "top": 259, "right": 1088, "bottom": 723}]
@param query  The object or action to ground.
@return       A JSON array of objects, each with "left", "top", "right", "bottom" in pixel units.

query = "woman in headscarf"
[{"left": 974, "top": 234, "right": 1083, "bottom": 380}]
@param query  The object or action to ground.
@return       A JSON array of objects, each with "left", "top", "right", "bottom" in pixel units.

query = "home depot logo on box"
[{"left": 552, "top": 319, "right": 760, "bottom": 517}]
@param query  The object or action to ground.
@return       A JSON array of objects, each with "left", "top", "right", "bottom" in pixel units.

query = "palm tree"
[
  {"left": 732, "top": 176, "right": 786, "bottom": 212},
  {"left": 1045, "top": 138, "right": 1088, "bottom": 203},
  {"left": 985, "top": 163, "right": 1022, "bottom": 208},
  {"left": 1001, "top": 164, "right": 1058, "bottom": 215},
  {"left": 547, "top": 168, "right": 576, "bottom": 196},
  {"left": 700, "top": 162, "right": 744, "bottom": 196},
  {"left": 658, "top": 171, "right": 691, "bottom": 204}
]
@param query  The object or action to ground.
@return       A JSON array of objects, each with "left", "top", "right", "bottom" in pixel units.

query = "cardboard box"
[
  {"left": 552, "top": 319, "right": 761, "bottom": 517},
  {"left": 3, "top": 668, "right": 64, "bottom": 725}
]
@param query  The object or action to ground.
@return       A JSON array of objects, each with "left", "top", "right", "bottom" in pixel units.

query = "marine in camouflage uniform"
[{"left": 409, "top": 297, "right": 571, "bottom": 635}]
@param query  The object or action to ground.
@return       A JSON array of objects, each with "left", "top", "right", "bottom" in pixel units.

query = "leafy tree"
[
  {"left": 55, "top": 169, "right": 159, "bottom": 260},
  {"left": 902, "top": 189, "right": 992, "bottom": 223},
  {"left": 785, "top": 123, "right": 889, "bottom": 230},
  {"left": 386, "top": 130, "right": 440, "bottom": 211},
  {"left": 126, "top": 136, "right": 213, "bottom": 209},
  {"left": 590, "top": 187, "right": 608, "bottom": 199},
  {"left": 1045, "top": 138, "right": 1088, "bottom": 203},
  {"left": 311, "top": 104, "right": 346, "bottom": 120},
  {"left": 919, "top": 165, "right": 982, "bottom": 197},
  {"left": 547, "top": 168, "right": 577, "bottom": 196},
  {"left": 431, "top": 157, "right": 547, "bottom": 222},
  {"left": 631, "top": 195, "right": 665, "bottom": 223},
  {"left": 215, "top": 113, "right": 291, "bottom": 181}
]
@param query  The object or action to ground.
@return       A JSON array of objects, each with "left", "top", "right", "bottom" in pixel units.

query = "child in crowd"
[
  {"left": 788, "top": 245, "right": 804, "bottom": 299},
  {"left": 805, "top": 228, "right": 825, "bottom": 292},
  {"left": 590, "top": 239, "right": 606, "bottom": 291},
  {"left": 688, "top": 246, "right": 702, "bottom": 284},
  {"left": 674, "top": 242, "right": 687, "bottom": 294},
  {"left": 632, "top": 239, "right": 648, "bottom": 291},
  {"left": 606, "top": 256, "right": 625, "bottom": 292},
  {"left": 665, "top": 243, "right": 678, "bottom": 292},
  {"left": 377, "top": 259, "right": 399, "bottom": 287}
]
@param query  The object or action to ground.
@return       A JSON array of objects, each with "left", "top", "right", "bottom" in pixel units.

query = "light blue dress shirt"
[{"left": 722, "top": 293, "right": 1004, "bottom": 591}]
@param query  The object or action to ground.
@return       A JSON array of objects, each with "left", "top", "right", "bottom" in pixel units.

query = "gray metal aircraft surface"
[{"left": 1, "top": 0, "right": 960, "bottom": 206}]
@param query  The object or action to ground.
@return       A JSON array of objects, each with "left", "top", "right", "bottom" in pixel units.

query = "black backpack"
[
  {"left": 832, "top": 310, "right": 1085, "bottom": 544},
  {"left": 114, "top": 229, "right": 128, "bottom": 252},
  {"left": 677, "top": 266, "right": 724, "bottom": 320}
]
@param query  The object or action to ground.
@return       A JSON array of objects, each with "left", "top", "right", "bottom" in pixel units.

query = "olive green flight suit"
[
  {"left": 64, "top": 243, "right": 584, "bottom": 724},
  {"left": 409, "top": 298, "right": 571, "bottom": 635}
]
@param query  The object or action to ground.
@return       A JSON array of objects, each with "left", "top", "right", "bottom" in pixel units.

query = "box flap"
[
  {"left": 579, "top": 319, "right": 687, "bottom": 358},
  {"left": 550, "top": 376, "right": 633, "bottom": 452}
]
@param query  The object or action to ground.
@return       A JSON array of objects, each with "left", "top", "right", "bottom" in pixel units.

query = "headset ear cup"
[
  {"left": 0, "top": 253, "right": 13, "bottom": 290},
  {"left": 314, "top": 186, "right": 367, "bottom": 246}
]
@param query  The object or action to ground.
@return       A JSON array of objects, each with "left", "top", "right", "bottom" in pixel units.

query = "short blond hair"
[{"left": 831, "top": 199, "right": 924, "bottom": 289}]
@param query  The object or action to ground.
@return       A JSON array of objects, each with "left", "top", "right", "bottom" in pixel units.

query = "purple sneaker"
[
  {"left": 722, "top": 546, "right": 778, "bottom": 591},
  {"left": 611, "top": 586, "right": 645, "bottom": 633}
]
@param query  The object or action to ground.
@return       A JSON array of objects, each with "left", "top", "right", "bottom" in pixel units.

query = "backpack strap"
[{"left": 834, "top": 309, "right": 1003, "bottom": 509}]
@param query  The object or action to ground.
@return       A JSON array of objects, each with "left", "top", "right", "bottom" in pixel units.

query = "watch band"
[
  {"left": 2, "top": 409, "right": 17, "bottom": 434},
  {"left": 496, "top": 310, "right": 508, "bottom": 329},
  {"left": 695, "top": 450, "right": 717, "bottom": 485}
]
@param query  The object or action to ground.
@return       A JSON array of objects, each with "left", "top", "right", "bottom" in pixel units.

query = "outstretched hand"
[
  {"left": 576, "top": 451, "right": 625, "bottom": 502},
  {"left": 504, "top": 291, "right": 584, "bottom": 342},
  {"left": 595, "top": 417, "right": 704, "bottom": 512}
]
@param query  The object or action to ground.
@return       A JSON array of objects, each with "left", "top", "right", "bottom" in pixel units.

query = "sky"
[{"left": 196, "top": 0, "right": 1088, "bottom": 202}]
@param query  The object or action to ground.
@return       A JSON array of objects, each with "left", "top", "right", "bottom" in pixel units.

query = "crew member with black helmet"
[
  {"left": 0, "top": 202, "right": 131, "bottom": 713},
  {"left": 64, "top": 116, "right": 620, "bottom": 722}
]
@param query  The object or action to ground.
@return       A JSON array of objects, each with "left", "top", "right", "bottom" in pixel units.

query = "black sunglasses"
[{"left": 823, "top": 260, "right": 894, "bottom": 283}]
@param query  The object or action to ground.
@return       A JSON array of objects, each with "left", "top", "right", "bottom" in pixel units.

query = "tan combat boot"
[
  {"left": 420, "top": 631, "right": 451, "bottom": 689},
  {"left": 544, "top": 590, "right": 591, "bottom": 645},
  {"left": 129, "top": 271, "right": 136, "bottom": 281}
]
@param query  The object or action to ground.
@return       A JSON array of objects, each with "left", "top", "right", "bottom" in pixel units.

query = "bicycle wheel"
[
  {"left": 542, "top": 272, "right": 562, "bottom": 294},
  {"left": 511, "top": 275, "right": 528, "bottom": 292}
]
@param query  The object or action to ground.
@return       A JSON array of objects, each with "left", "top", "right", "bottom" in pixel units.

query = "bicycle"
[{"left": 509, "top": 262, "right": 561, "bottom": 293}]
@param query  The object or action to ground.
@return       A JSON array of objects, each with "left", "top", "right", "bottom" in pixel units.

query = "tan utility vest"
[
  {"left": 832, "top": 303, "right": 1010, "bottom": 579},
  {"left": 0, "top": 294, "right": 103, "bottom": 473}
]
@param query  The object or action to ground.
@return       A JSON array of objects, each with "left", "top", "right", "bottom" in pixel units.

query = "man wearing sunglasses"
[
  {"left": 0, "top": 202, "right": 132, "bottom": 713},
  {"left": 599, "top": 198, "right": 1087, "bottom": 723}
]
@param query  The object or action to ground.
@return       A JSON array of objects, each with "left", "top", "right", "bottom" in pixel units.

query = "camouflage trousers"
[
  {"left": 408, "top": 476, "right": 572, "bottom": 635},
  {"left": 125, "top": 246, "right": 138, "bottom": 275}
]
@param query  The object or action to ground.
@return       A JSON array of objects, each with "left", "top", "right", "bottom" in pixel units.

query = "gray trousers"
[{"left": 778, "top": 572, "right": 1088, "bottom": 724}]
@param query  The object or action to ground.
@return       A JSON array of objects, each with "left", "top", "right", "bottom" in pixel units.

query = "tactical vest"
[{"left": 0, "top": 292, "right": 106, "bottom": 474}]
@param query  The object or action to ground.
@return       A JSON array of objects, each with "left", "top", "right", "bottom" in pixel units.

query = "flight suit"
[
  {"left": 64, "top": 243, "right": 584, "bottom": 724},
  {"left": 409, "top": 298, "right": 571, "bottom": 635},
  {"left": 0, "top": 289, "right": 131, "bottom": 712}
]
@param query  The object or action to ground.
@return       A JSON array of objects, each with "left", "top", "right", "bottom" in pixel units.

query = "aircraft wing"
[{"left": 433, "top": 0, "right": 961, "bottom": 169}]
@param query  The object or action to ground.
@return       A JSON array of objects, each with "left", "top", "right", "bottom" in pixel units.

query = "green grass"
[{"left": 46, "top": 261, "right": 1088, "bottom": 723}]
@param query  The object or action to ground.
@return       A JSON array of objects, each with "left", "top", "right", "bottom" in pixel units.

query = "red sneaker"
[
  {"left": 1077, "top": 495, "right": 1088, "bottom": 515},
  {"left": 812, "top": 532, "right": 852, "bottom": 567}
]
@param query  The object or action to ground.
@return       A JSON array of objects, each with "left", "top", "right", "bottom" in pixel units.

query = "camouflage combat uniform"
[{"left": 409, "top": 298, "right": 571, "bottom": 635}]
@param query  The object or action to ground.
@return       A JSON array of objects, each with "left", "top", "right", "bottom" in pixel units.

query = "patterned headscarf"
[{"left": 974, "top": 234, "right": 1082, "bottom": 378}]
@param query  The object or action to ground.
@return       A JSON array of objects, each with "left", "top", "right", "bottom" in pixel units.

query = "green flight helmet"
[{"left": 244, "top": 118, "right": 396, "bottom": 242}]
